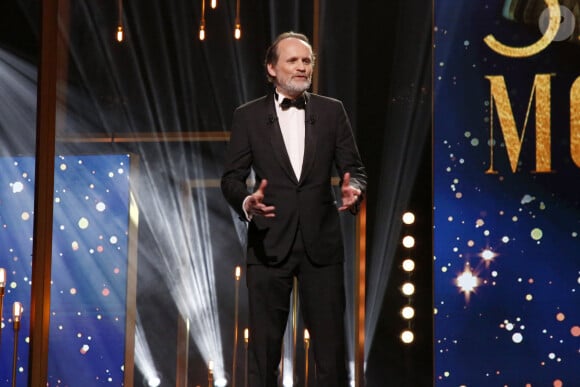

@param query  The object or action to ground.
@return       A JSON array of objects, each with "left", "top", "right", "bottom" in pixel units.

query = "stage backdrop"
[
  {"left": 434, "top": 1, "right": 580, "bottom": 386},
  {"left": 0, "top": 154, "right": 134, "bottom": 386}
]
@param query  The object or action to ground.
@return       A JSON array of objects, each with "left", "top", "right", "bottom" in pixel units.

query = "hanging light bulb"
[
  {"left": 12, "top": 301, "right": 23, "bottom": 326},
  {"left": 211, "top": 0, "right": 217, "bottom": 9},
  {"left": 116, "top": 25, "right": 124, "bottom": 42},
  {"left": 400, "top": 329, "right": 414, "bottom": 344},
  {"left": 199, "top": 0, "right": 206, "bottom": 41},
  {"left": 116, "top": 0, "right": 124, "bottom": 42},
  {"left": 234, "top": 0, "right": 241, "bottom": 39},
  {"left": 0, "top": 267, "right": 5, "bottom": 288},
  {"left": 199, "top": 23, "right": 206, "bottom": 41},
  {"left": 234, "top": 23, "right": 242, "bottom": 40}
]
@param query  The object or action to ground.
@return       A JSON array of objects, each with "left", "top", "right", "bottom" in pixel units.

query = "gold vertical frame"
[
  {"left": 124, "top": 156, "right": 141, "bottom": 386},
  {"left": 29, "top": 0, "right": 59, "bottom": 384}
]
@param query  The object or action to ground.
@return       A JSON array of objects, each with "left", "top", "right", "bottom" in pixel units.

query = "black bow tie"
[{"left": 280, "top": 96, "right": 306, "bottom": 110}]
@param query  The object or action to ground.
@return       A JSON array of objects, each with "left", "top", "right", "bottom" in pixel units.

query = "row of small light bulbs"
[
  {"left": 400, "top": 212, "right": 417, "bottom": 344},
  {"left": 114, "top": 0, "right": 243, "bottom": 43},
  {"left": 0, "top": 268, "right": 24, "bottom": 328}
]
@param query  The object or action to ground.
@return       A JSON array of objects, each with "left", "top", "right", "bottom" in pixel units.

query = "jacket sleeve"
[
  {"left": 221, "top": 107, "right": 253, "bottom": 220},
  {"left": 333, "top": 101, "right": 367, "bottom": 212}
]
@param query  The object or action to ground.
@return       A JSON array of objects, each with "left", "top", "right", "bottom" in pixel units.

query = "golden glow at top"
[{"left": 198, "top": 0, "right": 242, "bottom": 41}]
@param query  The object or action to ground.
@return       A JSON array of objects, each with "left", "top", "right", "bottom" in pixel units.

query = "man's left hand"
[{"left": 338, "top": 172, "right": 362, "bottom": 211}]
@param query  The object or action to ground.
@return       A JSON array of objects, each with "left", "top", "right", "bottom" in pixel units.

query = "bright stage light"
[
  {"left": 402, "top": 258, "right": 415, "bottom": 272},
  {"left": 12, "top": 301, "right": 22, "bottom": 321},
  {"left": 402, "top": 211, "right": 415, "bottom": 225},
  {"left": 402, "top": 235, "right": 415, "bottom": 248},
  {"left": 401, "top": 306, "right": 415, "bottom": 319},
  {"left": 401, "top": 330, "right": 414, "bottom": 344},
  {"left": 234, "top": 0, "right": 242, "bottom": 40},
  {"left": 401, "top": 282, "right": 415, "bottom": 296},
  {"left": 135, "top": 318, "right": 162, "bottom": 387},
  {"left": 456, "top": 269, "right": 478, "bottom": 293},
  {"left": 116, "top": 26, "right": 124, "bottom": 42},
  {"left": 116, "top": 0, "right": 124, "bottom": 42},
  {"left": 133, "top": 174, "right": 226, "bottom": 383},
  {"left": 480, "top": 248, "right": 496, "bottom": 262}
]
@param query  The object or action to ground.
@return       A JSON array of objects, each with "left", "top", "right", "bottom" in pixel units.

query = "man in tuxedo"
[{"left": 221, "top": 31, "right": 366, "bottom": 387}]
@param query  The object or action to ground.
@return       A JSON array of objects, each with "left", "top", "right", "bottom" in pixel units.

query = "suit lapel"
[
  {"left": 266, "top": 94, "right": 299, "bottom": 184},
  {"left": 300, "top": 92, "right": 317, "bottom": 185}
]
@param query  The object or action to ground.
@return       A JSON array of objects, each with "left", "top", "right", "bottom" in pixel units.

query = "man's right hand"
[{"left": 244, "top": 179, "right": 276, "bottom": 218}]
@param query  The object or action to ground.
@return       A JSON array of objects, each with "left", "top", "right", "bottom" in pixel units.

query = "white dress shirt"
[{"left": 274, "top": 90, "right": 305, "bottom": 181}]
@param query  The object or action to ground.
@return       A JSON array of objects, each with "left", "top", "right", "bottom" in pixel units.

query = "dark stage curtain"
[{"left": 357, "top": 2, "right": 432, "bottom": 386}]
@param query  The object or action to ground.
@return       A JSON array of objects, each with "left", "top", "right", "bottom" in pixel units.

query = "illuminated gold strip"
[
  {"left": 124, "top": 158, "right": 140, "bottom": 387},
  {"left": 29, "top": 0, "right": 59, "bottom": 384},
  {"left": 176, "top": 316, "right": 190, "bottom": 386},
  {"left": 57, "top": 131, "right": 231, "bottom": 143},
  {"left": 354, "top": 201, "right": 367, "bottom": 387}
]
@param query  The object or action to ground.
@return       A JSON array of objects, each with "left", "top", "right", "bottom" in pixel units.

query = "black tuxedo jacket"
[{"left": 221, "top": 92, "right": 367, "bottom": 265}]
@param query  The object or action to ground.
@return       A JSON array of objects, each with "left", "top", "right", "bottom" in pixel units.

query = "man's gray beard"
[{"left": 285, "top": 79, "right": 311, "bottom": 94}]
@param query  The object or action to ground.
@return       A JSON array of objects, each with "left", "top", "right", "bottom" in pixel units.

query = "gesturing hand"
[
  {"left": 338, "top": 172, "right": 362, "bottom": 211},
  {"left": 244, "top": 179, "right": 276, "bottom": 218}
]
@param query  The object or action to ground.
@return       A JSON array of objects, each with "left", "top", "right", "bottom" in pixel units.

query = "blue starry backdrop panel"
[
  {"left": 0, "top": 154, "right": 132, "bottom": 385},
  {"left": 435, "top": 1, "right": 580, "bottom": 386}
]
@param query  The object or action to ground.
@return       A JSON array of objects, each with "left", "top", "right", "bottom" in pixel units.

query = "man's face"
[{"left": 267, "top": 38, "right": 313, "bottom": 98}]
